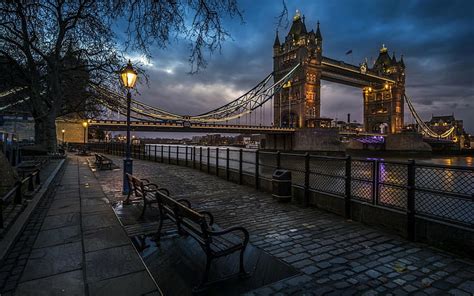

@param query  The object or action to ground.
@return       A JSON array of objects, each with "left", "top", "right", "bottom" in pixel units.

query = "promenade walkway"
[
  {"left": 0, "top": 156, "right": 160, "bottom": 296},
  {"left": 93, "top": 154, "right": 474, "bottom": 296}
]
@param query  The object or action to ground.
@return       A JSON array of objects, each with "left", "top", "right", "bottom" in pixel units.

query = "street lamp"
[
  {"left": 82, "top": 121, "right": 88, "bottom": 144},
  {"left": 61, "top": 129, "right": 65, "bottom": 144},
  {"left": 119, "top": 60, "right": 138, "bottom": 195}
]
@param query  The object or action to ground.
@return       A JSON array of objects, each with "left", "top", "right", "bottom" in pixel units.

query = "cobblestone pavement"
[
  {"left": 94, "top": 155, "right": 474, "bottom": 296},
  {"left": 0, "top": 156, "right": 160, "bottom": 296}
]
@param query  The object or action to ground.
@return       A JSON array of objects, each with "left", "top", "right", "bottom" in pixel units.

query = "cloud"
[{"left": 122, "top": 0, "right": 474, "bottom": 133}]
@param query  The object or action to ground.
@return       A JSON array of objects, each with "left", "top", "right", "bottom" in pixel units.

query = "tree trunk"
[{"left": 34, "top": 112, "right": 57, "bottom": 152}]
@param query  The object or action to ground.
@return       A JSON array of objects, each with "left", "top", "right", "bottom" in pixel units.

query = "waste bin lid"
[{"left": 272, "top": 169, "right": 291, "bottom": 179}]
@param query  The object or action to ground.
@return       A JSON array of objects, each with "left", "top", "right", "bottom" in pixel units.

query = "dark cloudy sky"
[{"left": 120, "top": 0, "right": 474, "bottom": 136}]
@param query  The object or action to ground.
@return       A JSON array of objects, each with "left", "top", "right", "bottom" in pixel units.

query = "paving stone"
[
  {"left": 85, "top": 245, "right": 145, "bottom": 283},
  {"left": 83, "top": 225, "right": 130, "bottom": 253},
  {"left": 82, "top": 211, "right": 118, "bottom": 232},
  {"left": 20, "top": 242, "right": 83, "bottom": 282},
  {"left": 458, "top": 281, "right": 474, "bottom": 294},
  {"left": 448, "top": 288, "right": 471, "bottom": 296},
  {"left": 285, "top": 275, "right": 312, "bottom": 286},
  {"left": 301, "top": 266, "right": 320, "bottom": 275},
  {"left": 41, "top": 212, "right": 81, "bottom": 230},
  {"left": 365, "top": 270, "right": 381, "bottom": 279},
  {"left": 16, "top": 270, "right": 85, "bottom": 296},
  {"left": 33, "top": 225, "right": 81, "bottom": 249},
  {"left": 88, "top": 270, "right": 157, "bottom": 296}
]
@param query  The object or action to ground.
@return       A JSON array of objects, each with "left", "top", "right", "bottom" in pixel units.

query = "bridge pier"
[{"left": 265, "top": 128, "right": 344, "bottom": 152}]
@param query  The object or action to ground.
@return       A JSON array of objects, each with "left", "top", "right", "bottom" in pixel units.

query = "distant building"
[{"left": 0, "top": 114, "right": 35, "bottom": 142}]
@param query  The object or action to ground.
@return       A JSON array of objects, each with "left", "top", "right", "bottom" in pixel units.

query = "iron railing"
[
  {"left": 0, "top": 170, "right": 41, "bottom": 229},
  {"left": 89, "top": 143, "right": 474, "bottom": 237}
]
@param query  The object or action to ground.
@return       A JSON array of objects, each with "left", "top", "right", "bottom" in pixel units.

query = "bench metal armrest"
[
  {"left": 140, "top": 178, "right": 150, "bottom": 184},
  {"left": 157, "top": 188, "right": 170, "bottom": 195},
  {"left": 198, "top": 210, "right": 214, "bottom": 225},
  {"left": 208, "top": 226, "right": 249, "bottom": 245},
  {"left": 144, "top": 183, "right": 159, "bottom": 191},
  {"left": 176, "top": 198, "right": 191, "bottom": 207}
]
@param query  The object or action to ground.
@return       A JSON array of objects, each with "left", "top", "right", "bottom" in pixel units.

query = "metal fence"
[{"left": 89, "top": 143, "right": 474, "bottom": 234}]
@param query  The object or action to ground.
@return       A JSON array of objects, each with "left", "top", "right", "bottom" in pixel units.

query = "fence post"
[
  {"left": 193, "top": 147, "right": 196, "bottom": 169},
  {"left": 168, "top": 145, "right": 171, "bottom": 164},
  {"left": 344, "top": 156, "right": 352, "bottom": 219},
  {"left": 185, "top": 146, "right": 188, "bottom": 166},
  {"left": 226, "top": 148, "right": 230, "bottom": 181},
  {"left": 0, "top": 200, "right": 3, "bottom": 228},
  {"left": 28, "top": 175, "right": 35, "bottom": 192},
  {"left": 161, "top": 145, "right": 164, "bottom": 162},
  {"left": 154, "top": 145, "right": 157, "bottom": 162},
  {"left": 14, "top": 181, "right": 22, "bottom": 204},
  {"left": 255, "top": 150, "right": 259, "bottom": 189},
  {"left": 148, "top": 145, "right": 151, "bottom": 161},
  {"left": 276, "top": 151, "right": 281, "bottom": 169},
  {"left": 407, "top": 159, "right": 416, "bottom": 241},
  {"left": 176, "top": 146, "right": 179, "bottom": 166},
  {"left": 372, "top": 160, "right": 378, "bottom": 205},
  {"left": 239, "top": 149, "right": 243, "bottom": 185},
  {"left": 215, "top": 148, "right": 219, "bottom": 176},
  {"left": 304, "top": 153, "right": 310, "bottom": 207},
  {"left": 199, "top": 147, "right": 203, "bottom": 171},
  {"left": 207, "top": 147, "right": 210, "bottom": 174},
  {"left": 35, "top": 170, "right": 41, "bottom": 185}
]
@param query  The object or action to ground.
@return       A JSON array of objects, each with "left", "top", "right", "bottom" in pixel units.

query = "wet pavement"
[
  {"left": 0, "top": 156, "right": 160, "bottom": 296},
  {"left": 92, "top": 154, "right": 474, "bottom": 296}
]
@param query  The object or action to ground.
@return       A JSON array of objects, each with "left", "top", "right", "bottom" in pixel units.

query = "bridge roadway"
[
  {"left": 88, "top": 119, "right": 295, "bottom": 134},
  {"left": 88, "top": 120, "right": 390, "bottom": 138}
]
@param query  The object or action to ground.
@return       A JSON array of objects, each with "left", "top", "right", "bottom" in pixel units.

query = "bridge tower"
[
  {"left": 273, "top": 10, "right": 322, "bottom": 128},
  {"left": 363, "top": 45, "right": 406, "bottom": 133}
]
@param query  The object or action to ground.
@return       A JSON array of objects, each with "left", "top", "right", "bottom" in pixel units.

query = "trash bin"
[{"left": 272, "top": 169, "right": 292, "bottom": 202}]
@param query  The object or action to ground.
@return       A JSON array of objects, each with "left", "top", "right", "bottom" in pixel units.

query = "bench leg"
[
  {"left": 239, "top": 247, "right": 250, "bottom": 278},
  {"left": 154, "top": 216, "right": 164, "bottom": 245},
  {"left": 139, "top": 199, "right": 147, "bottom": 219},
  {"left": 193, "top": 256, "right": 212, "bottom": 293}
]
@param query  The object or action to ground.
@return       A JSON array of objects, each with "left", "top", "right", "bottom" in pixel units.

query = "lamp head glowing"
[
  {"left": 82, "top": 121, "right": 88, "bottom": 128},
  {"left": 120, "top": 60, "right": 138, "bottom": 89}
]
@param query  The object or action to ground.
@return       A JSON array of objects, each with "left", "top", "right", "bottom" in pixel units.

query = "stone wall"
[
  {"left": 291, "top": 128, "right": 345, "bottom": 152},
  {"left": 385, "top": 132, "right": 431, "bottom": 152}
]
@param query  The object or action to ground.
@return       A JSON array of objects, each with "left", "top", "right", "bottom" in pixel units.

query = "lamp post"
[
  {"left": 61, "top": 129, "right": 65, "bottom": 144},
  {"left": 119, "top": 60, "right": 138, "bottom": 195},
  {"left": 82, "top": 121, "right": 88, "bottom": 145}
]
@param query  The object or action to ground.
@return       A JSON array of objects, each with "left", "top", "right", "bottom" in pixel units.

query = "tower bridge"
[{"left": 0, "top": 10, "right": 457, "bottom": 146}]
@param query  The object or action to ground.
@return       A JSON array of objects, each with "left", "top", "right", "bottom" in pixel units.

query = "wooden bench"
[
  {"left": 94, "top": 153, "right": 113, "bottom": 170},
  {"left": 155, "top": 190, "right": 250, "bottom": 291},
  {"left": 125, "top": 173, "right": 169, "bottom": 218}
]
